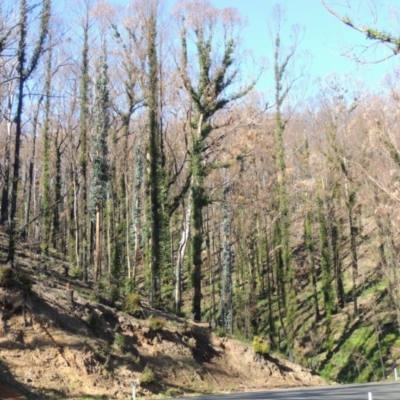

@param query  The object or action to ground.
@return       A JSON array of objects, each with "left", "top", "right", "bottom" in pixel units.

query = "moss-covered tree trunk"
[
  {"left": 40, "top": 43, "right": 52, "bottom": 255},
  {"left": 305, "top": 211, "right": 320, "bottom": 322},
  {"left": 177, "top": 3, "right": 254, "bottom": 321},
  {"left": 90, "top": 41, "right": 110, "bottom": 283},
  {"left": 145, "top": 7, "right": 170, "bottom": 307},
  {"left": 317, "top": 187, "right": 334, "bottom": 351},
  {"left": 8, "top": 0, "right": 51, "bottom": 263}
]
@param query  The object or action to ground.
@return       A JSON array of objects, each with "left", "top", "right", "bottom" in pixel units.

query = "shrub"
[
  {"left": 0, "top": 267, "right": 13, "bottom": 288},
  {"left": 15, "top": 273, "right": 32, "bottom": 292},
  {"left": 149, "top": 316, "right": 166, "bottom": 331},
  {"left": 124, "top": 278, "right": 135, "bottom": 294},
  {"left": 188, "top": 337, "right": 197, "bottom": 348},
  {"left": 123, "top": 293, "right": 141, "bottom": 315},
  {"left": 141, "top": 365, "right": 156, "bottom": 384},
  {"left": 96, "top": 279, "right": 107, "bottom": 293},
  {"left": 109, "top": 285, "right": 119, "bottom": 303},
  {"left": 252, "top": 336, "right": 269, "bottom": 355},
  {"left": 86, "top": 310, "right": 100, "bottom": 328},
  {"left": 70, "top": 267, "right": 83, "bottom": 280},
  {"left": 114, "top": 333, "right": 126, "bottom": 350},
  {"left": 214, "top": 326, "right": 226, "bottom": 338}
]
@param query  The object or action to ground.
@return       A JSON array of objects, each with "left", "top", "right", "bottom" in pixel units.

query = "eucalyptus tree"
[
  {"left": 0, "top": 2, "right": 18, "bottom": 58},
  {"left": 143, "top": 0, "right": 168, "bottom": 307},
  {"left": 90, "top": 40, "right": 110, "bottom": 282},
  {"left": 317, "top": 73, "right": 362, "bottom": 314},
  {"left": 78, "top": 0, "right": 91, "bottom": 281},
  {"left": 7, "top": 0, "right": 51, "bottom": 264},
  {"left": 40, "top": 41, "right": 53, "bottom": 255},
  {"left": 110, "top": 5, "right": 146, "bottom": 281},
  {"left": 175, "top": 0, "right": 255, "bottom": 321},
  {"left": 321, "top": 0, "right": 400, "bottom": 64},
  {"left": 268, "top": 5, "right": 305, "bottom": 344},
  {"left": 220, "top": 180, "right": 233, "bottom": 333},
  {"left": 0, "top": 1, "right": 20, "bottom": 227}
]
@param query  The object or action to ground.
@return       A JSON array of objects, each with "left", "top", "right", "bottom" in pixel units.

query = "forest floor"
[{"left": 0, "top": 249, "right": 327, "bottom": 399}]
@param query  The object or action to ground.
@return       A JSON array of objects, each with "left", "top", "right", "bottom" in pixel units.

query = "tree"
[
  {"left": 40, "top": 39, "right": 52, "bottom": 255},
  {"left": 7, "top": 0, "right": 51, "bottom": 264},
  {"left": 90, "top": 40, "right": 110, "bottom": 282},
  {"left": 78, "top": 1, "right": 90, "bottom": 281},
  {"left": 143, "top": 0, "right": 169, "bottom": 307},
  {"left": 269, "top": 4, "right": 305, "bottom": 345},
  {"left": 219, "top": 180, "right": 233, "bottom": 333},
  {"left": 175, "top": 0, "right": 254, "bottom": 321},
  {"left": 321, "top": 0, "right": 400, "bottom": 63}
]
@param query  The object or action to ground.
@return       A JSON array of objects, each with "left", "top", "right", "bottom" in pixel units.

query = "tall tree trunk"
[
  {"left": 23, "top": 99, "right": 42, "bottom": 239},
  {"left": 40, "top": 44, "right": 53, "bottom": 255},
  {"left": 52, "top": 132, "right": 62, "bottom": 249},
  {"left": 8, "top": 0, "right": 50, "bottom": 263},
  {"left": 190, "top": 115, "right": 205, "bottom": 321},
  {"left": 94, "top": 207, "right": 101, "bottom": 282},
  {"left": 175, "top": 199, "right": 191, "bottom": 314},
  {"left": 1, "top": 120, "right": 12, "bottom": 226},
  {"left": 305, "top": 211, "right": 320, "bottom": 322},
  {"left": 79, "top": 14, "right": 90, "bottom": 282}
]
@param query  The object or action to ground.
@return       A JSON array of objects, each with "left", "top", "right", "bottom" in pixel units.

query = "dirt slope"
[{"left": 0, "top": 264, "right": 326, "bottom": 399}]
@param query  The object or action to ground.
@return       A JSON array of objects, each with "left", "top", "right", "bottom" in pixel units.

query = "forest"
[{"left": 1, "top": 0, "right": 400, "bottom": 384}]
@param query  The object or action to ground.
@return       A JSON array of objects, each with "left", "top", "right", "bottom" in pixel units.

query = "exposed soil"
[{"left": 0, "top": 263, "right": 327, "bottom": 399}]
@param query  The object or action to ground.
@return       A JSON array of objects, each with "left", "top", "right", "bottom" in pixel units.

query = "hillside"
[
  {"left": 2, "top": 0, "right": 400, "bottom": 397},
  {"left": 0, "top": 250, "right": 326, "bottom": 400}
]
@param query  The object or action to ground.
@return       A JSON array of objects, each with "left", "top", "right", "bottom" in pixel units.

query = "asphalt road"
[{"left": 174, "top": 382, "right": 400, "bottom": 400}]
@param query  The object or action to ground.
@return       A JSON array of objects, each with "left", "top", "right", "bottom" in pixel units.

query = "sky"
[
  {"left": 231, "top": 0, "right": 396, "bottom": 88},
  {"left": 111, "top": 0, "right": 399, "bottom": 93}
]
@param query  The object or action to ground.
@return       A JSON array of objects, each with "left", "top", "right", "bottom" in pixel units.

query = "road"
[{"left": 173, "top": 382, "right": 400, "bottom": 400}]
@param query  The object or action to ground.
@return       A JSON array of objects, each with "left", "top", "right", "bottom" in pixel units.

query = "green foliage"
[
  {"left": 114, "top": 333, "right": 126, "bottom": 351},
  {"left": 123, "top": 293, "right": 141, "bottom": 315},
  {"left": 124, "top": 277, "right": 135, "bottom": 295},
  {"left": 164, "top": 389, "right": 178, "bottom": 398},
  {"left": 214, "top": 326, "right": 227, "bottom": 338},
  {"left": 252, "top": 336, "right": 269, "bottom": 355},
  {"left": 89, "top": 40, "right": 110, "bottom": 214},
  {"left": 71, "top": 267, "right": 83, "bottom": 280},
  {"left": 86, "top": 311, "right": 101, "bottom": 328},
  {"left": 220, "top": 184, "right": 233, "bottom": 333},
  {"left": 0, "top": 267, "right": 13, "bottom": 287},
  {"left": 40, "top": 46, "right": 52, "bottom": 255},
  {"left": 365, "top": 28, "right": 393, "bottom": 42},
  {"left": 0, "top": 268, "right": 32, "bottom": 292},
  {"left": 109, "top": 285, "right": 119, "bottom": 303},
  {"left": 141, "top": 365, "right": 156, "bottom": 384},
  {"left": 317, "top": 189, "right": 334, "bottom": 350},
  {"left": 95, "top": 279, "right": 107, "bottom": 293},
  {"left": 15, "top": 273, "right": 32, "bottom": 292},
  {"left": 343, "top": 16, "right": 352, "bottom": 25},
  {"left": 149, "top": 316, "right": 166, "bottom": 331}
]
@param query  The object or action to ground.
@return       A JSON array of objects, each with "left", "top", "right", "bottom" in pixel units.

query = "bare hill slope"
[{"left": 0, "top": 258, "right": 326, "bottom": 399}]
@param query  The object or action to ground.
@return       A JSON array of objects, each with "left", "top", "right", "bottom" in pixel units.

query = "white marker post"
[
  {"left": 132, "top": 378, "right": 137, "bottom": 400},
  {"left": 395, "top": 367, "right": 398, "bottom": 381},
  {"left": 368, "top": 392, "right": 373, "bottom": 400}
]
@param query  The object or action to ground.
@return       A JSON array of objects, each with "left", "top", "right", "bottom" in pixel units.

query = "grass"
[
  {"left": 320, "top": 321, "right": 398, "bottom": 383},
  {"left": 149, "top": 316, "right": 166, "bottom": 331},
  {"left": 114, "top": 333, "right": 126, "bottom": 351},
  {"left": 123, "top": 293, "right": 141, "bottom": 315},
  {"left": 141, "top": 365, "right": 156, "bottom": 384}
]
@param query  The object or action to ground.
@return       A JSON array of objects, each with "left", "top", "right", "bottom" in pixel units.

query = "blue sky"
[
  {"left": 111, "top": 0, "right": 399, "bottom": 92},
  {"left": 211, "top": 0, "right": 397, "bottom": 92}
]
